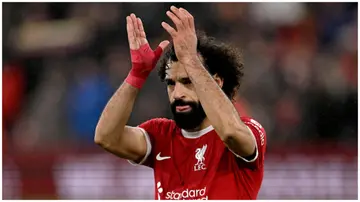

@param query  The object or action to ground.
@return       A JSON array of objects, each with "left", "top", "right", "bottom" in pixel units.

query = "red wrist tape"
[{"left": 125, "top": 71, "right": 147, "bottom": 89}]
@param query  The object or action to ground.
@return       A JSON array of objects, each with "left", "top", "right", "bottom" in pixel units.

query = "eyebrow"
[
  {"left": 164, "top": 77, "right": 191, "bottom": 83},
  {"left": 179, "top": 77, "right": 191, "bottom": 83},
  {"left": 164, "top": 78, "right": 173, "bottom": 82}
]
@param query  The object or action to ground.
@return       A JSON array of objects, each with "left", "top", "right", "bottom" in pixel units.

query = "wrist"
[
  {"left": 125, "top": 67, "right": 151, "bottom": 89},
  {"left": 180, "top": 55, "right": 203, "bottom": 69},
  {"left": 180, "top": 54, "right": 201, "bottom": 65},
  {"left": 125, "top": 74, "right": 146, "bottom": 89}
]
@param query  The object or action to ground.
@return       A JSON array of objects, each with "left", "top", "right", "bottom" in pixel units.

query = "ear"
[{"left": 213, "top": 74, "right": 224, "bottom": 88}]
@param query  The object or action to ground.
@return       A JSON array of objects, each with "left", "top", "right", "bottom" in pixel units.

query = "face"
[{"left": 165, "top": 61, "right": 206, "bottom": 130}]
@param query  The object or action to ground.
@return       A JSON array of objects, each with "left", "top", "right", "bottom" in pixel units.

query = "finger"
[
  {"left": 158, "top": 40, "right": 170, "bottom": 51},
  {"left": 154, "top": 40, "right": 170, "bottom": 61},
  {"left": 177, "top": 8, "right": 190, "bottom": 28},
  {"left": 130, "top": 13, "right": 139, "bottom": 38},
  {"left": 166, "top": 10, "right": 183, "bottom": 30},
  {"left": 126, "top": 16, "right": 137, "bottom": 50},
  {"left": 170, "top": 6, "right": 186, "bottom": 22},
  {"left": 161, "top": 21, "right": 177, "bottom": 37},
  {"left": 137, "top": 18, "right": 148, "bottom": 45},
  {"left": 179, "top": 7, "right": 195, "bottom": 31},
  {"left": 171, "top": 6, "right": 190, "bottom": 28},
  {"left": 137, "top": 18, "right": 146, "bottom": 38}
]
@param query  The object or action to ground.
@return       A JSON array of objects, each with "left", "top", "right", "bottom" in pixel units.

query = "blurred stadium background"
[{"left": 2, "top": 2, "right": 358, "bottom": 199}]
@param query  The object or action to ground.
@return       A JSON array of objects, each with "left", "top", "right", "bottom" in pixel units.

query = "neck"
[
  {"left": 184, "top": 117, "right": 212, "bottom": 132},
  {"left": 181, "top": 118, "right": 213, "bottom": 139}
]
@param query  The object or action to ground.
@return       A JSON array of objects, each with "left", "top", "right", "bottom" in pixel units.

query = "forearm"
[
  {"left": 183, "top": 58, "right": 254, "bottom": 155},
  {"left": 95, "top": 82, "right": 139, "bottom": 144},
  {"left": 183, "top": 59, "right": 242, "bottom": 136}
]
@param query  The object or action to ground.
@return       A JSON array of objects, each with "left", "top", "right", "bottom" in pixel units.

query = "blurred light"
[{"left": 250, "top": 3, "right": 306, "bottom": 26}]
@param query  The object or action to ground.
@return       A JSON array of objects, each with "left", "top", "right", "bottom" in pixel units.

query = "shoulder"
[
  {"left": 139, "top": 117, "right": 175, "bottom": 128},
  {"left": 138, "top": 118, "right": 177, "bottom": 134},
  {"left": 240, "top": 116, "right": 266, "bottom": 146},
  {"left": 240, "top": 117, "right": 265, "bottom": 133},
  {"left": 232, "top": 116, "right": 267, "bottom": 169}
]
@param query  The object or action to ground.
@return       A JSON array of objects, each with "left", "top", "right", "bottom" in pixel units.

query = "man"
[{"left": 95, "top": 6, "right": 266, "bottom": 200}]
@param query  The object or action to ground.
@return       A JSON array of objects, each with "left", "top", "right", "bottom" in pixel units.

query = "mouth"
[{"left": 175, "top": 105, "right": 191, "bottom": 112}]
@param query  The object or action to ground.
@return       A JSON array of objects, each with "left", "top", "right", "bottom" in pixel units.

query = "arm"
[
  {"left": 95, "top": 82, "right": 145, "bottom": 162},
  {"left": 161, "top": 6, "right": 255, "bottom": 157},
  {"left": 95, "top": 14, "right": 169, "bottom": 162},
  {"left": 183, "top": 59, "right": 256, "bottom": 157}
]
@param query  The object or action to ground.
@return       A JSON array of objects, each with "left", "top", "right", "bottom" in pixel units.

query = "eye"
[
  {"left": 182, "top": 78, "right": 192, "bottom": 85},
  {"left": 166, "top": 79, "right": 175, "bottom": 86},
  {"left": 180, "top": 78, "right": 191, "bottom": 85}
]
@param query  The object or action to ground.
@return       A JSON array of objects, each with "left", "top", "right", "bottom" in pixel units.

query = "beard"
[{"left": 170, "top": 99, "right": 207, "bottom": 130}]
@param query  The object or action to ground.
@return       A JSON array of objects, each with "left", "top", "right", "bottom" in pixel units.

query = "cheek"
[
  {"left": 167, "top": 87, "right": 174, "bottom": 100},
  {"left": 186, "top": 87, "right": 199, "bottom": 101}
]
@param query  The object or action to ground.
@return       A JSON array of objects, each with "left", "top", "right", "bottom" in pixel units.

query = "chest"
[{"left": 153, "top": 132, "right": 225, "bottom": 187}]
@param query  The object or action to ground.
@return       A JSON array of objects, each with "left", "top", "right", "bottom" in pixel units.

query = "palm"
[{"left": 126, "top": 13, "right": 148, "bottom": 50}]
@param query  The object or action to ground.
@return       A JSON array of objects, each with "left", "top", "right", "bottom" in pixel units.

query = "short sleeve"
[
  {"left": 237, "top": 117, "right": 267, "bottom": 169},
  {"left": 128, "top": 118, "right": 170, "bottom": 168}
]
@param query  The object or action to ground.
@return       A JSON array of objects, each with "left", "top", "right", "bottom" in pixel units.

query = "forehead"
[{"left": 165, "top": 61, "right": 189, "bottom": 79}]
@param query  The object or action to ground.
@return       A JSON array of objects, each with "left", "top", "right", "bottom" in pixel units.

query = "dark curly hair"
[{"left": 157, "top": 31, "right": 244, "bottom": 100}]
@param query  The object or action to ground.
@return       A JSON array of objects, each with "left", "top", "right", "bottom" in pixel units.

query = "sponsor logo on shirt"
[
  {"left": 157, "top": 182, "right": 163, "bottom": 200},
  {"left": 156, "top": 152, "right": 171, "bottom": 161},
  {"left": 157, "top": 182, "right": 208, "bottom": 200},
  {"left": 166, "top": 187, "right": 208, "bottom": 200},
  {"left": 194, "top": 144, "right": 207, "bottom": 171}
]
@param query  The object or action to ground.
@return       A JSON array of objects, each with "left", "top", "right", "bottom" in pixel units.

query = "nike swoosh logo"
[{"left": 156, "top": 152, "right": 171, "bottom": 161}]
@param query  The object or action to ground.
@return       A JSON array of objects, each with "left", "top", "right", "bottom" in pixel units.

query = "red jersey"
[{"left": 130, "top": 116, "right": 266, "bottom": 200}]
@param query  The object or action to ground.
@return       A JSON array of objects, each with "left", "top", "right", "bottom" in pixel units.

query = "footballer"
[{"left": 95, "top": 6, "right": 266, "bottom": 200}]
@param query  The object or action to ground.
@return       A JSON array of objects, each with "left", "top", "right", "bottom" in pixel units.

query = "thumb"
[
  {"left": 154, "top": 40, "right": 170, "bottom": 60},
  {"left": 158, "top": 40, "right": 170, "bottom": 51}
]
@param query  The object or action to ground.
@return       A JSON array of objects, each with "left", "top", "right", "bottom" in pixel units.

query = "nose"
[{"left": 172, "top": 83, "right": 186, "bottom": 100}]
